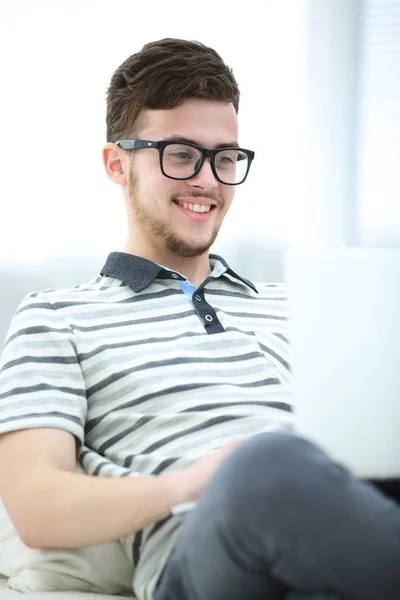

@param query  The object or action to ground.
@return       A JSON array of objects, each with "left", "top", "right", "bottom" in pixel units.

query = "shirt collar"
[{"left": 100, "top": 252, "right": 258, "bottom": 294}]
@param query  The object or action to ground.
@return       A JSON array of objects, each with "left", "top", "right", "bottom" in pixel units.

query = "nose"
[{"left": 190, "top": 157, "right": 219, "bottom": 189}]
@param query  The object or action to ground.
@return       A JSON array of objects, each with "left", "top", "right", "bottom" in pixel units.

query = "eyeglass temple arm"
[{"left": 114, "top": 140, "right": 159, "bottom": 150}]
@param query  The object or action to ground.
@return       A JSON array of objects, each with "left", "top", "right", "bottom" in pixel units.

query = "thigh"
[
  {"left": 155, "top": 432, "right": 400, "bottom": 600},
  {"left": 154, "top": 507, "right": 286, "bottom": 600}
]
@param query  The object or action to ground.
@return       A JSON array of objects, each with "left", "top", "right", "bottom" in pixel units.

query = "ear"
[{"left": 102, "top": 143, "right": 129, "bottom": 186}]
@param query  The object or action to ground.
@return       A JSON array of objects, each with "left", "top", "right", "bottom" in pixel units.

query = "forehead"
[{"left": 138, "top": 98, "right": 238, "bottom": 147}]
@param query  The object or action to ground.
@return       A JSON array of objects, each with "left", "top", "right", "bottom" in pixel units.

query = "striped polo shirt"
[{"left": 0, "top": 251, "right": 293, "bottom": 600}]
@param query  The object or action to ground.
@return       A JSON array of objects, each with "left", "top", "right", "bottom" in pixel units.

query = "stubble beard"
[{"left": 127, "top": 169, "right": 222, "bottom": 258}]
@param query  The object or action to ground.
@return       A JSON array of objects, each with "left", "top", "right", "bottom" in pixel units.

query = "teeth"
[{"left": 181, "top": 202, "right": 212, "bottom": 213}]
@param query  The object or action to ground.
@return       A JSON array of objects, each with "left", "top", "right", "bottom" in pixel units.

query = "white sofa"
[{"left": 0, "top": 578, "right": 131, "bottom": 600}]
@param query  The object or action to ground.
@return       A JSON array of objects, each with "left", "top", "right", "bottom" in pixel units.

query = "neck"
[{"left": 123, "top": 240, "right": 212, "bottom": 288}]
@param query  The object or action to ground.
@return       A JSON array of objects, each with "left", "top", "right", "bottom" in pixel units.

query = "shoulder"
[
  {"left": 3, "top": 275, "right": 125, "bottom": 346},
  {"left": 16, "top": 274, "right": 123, "bottom": 312}
]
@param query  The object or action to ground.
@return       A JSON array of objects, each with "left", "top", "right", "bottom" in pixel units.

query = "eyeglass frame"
[{"left": 114, "top": 139, "right": 255, "bottom": 186}]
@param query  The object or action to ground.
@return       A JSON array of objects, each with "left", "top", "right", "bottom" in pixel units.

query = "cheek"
[
  {"left": 135, "top": 167, "right": 170, "bottom": 201},
  {"left": 222, "top": 188, "right": 235, "bottom": 213},
  {"left": 145, "top": 177, "right": 182, "bottom": 212}
]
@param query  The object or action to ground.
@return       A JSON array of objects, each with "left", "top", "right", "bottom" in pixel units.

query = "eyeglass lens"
[{"left": 162, "top": 143, "right": 249, "bottom": 184}]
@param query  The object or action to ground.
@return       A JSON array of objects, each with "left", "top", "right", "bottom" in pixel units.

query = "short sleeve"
[{"left": 0, "top": 293, "right": 87, "bottom": 442}]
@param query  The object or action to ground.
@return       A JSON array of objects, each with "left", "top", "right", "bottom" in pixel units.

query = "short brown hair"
[{"left": 106, "top": 38, "right": 240, "bottom": 142}]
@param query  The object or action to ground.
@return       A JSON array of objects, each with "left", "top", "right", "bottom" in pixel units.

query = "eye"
[
  {"left": 218, "top": 155, "right": 234, "bottom": 164},
  {"left": 164, "top": 144, "right": 198, "bottom": 162},
  {"left": 216, "top": 150, "right": 238, "bottom": 168},
  {"left": 174, "top": 151, "right": 192, "bottom": 160}
]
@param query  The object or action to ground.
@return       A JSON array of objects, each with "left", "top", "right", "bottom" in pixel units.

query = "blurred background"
[
  {"left": 0, "top": 0, "right": 307, "bottom": 262},
  {"left": 0, "top": 0, "right": 399, "bottom": 344}
]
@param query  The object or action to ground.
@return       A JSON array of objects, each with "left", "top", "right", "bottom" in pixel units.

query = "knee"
[
  {"left": 233, "top": 431, "right": 347, "bottom": 481},
  {"left": 210, "top": 432, "right": 349, "bottom": 520}
]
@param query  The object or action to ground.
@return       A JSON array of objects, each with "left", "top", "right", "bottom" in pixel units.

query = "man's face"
[{"left": 125, "top": 98, "right": 238, "bottom": 258}]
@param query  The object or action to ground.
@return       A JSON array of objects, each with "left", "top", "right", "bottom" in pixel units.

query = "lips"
[
  {"left": 175, "top": 200, "right": 212, "bottom": 213},
  {"left": 173, "top": 199, "right": 216, "bottom": 222}
]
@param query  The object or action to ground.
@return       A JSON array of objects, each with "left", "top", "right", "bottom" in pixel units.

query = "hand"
[{"left": 161, "top": 438, "right": 245, "bottom": 507}]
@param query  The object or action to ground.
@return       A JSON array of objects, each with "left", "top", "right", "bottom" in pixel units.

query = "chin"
[
  {"left": 164, "top": 228, "right": 219, "bottom": 258},
  {"left": 167, "top": 239, "right": 213, "bottom": 258},
  {"left": 174, "top": 246, "right": 210, "bottom": 258}
]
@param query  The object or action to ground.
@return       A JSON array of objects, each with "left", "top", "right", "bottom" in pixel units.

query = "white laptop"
[{"left": 286, "top": 247, "right": 400, "bottom": 481}]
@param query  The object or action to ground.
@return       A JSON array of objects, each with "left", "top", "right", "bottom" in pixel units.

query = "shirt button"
[
  {"left": 171, "top": 273, "right": 179, "bottom": 279},
  {"left": 195, "top": 294, "right": 202, "bottom": 301},
  {"left": 205, "top": 315, "right": 213, "bottom": 322}
]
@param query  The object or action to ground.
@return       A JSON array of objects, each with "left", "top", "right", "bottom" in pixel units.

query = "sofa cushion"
[{"left": 0, "top": 577, "right": 130, "bottom": 599}]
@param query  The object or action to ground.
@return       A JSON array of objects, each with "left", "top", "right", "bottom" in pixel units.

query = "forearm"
[
  {"left": 3, "top": 432, "right": 240, "bottom": 550},
  {"left": 12, "top": 468, "right": 186, "bottom": 549}
]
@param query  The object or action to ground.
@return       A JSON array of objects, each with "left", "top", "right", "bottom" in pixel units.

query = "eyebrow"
[{"left": 161, "top": 135, "right": 240, "bottom": 149}]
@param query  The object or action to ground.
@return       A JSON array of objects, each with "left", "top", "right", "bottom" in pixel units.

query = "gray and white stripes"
[{"left": 0, "top": 253, "right": 293, "bottom": 600}]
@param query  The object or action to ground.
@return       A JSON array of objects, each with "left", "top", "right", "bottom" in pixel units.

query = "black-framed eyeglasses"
[{"left": 115, "top": 139, "right": 255, "bottom": 186}]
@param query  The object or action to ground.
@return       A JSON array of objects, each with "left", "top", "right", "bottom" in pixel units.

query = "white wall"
[
  {"left": 0, "top": 0, "right": 306, "bottom": 269},
  {"left": 358, "top": 0, "right": 400, "bottom": 247}
]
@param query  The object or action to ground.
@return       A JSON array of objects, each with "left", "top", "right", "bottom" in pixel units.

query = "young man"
[{"left": 0, "top": 39, "right": 399, "bottom": 600}]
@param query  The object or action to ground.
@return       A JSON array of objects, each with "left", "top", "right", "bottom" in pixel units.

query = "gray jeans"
[{"left": 153, "top": 433, "right": 400, "bottom": 600}]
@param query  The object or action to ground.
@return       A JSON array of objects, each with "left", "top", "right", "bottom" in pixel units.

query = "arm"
[
  {"left": 0, "top": 427, "right": 242, "bottom": 550},
  {"left": 0, "top": 427, "right": 178, "bottom": 549}
]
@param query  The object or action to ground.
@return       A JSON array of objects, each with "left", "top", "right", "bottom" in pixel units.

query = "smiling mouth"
[{"left": 174, "top": 200, "right": 216, "bottom": 214}]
